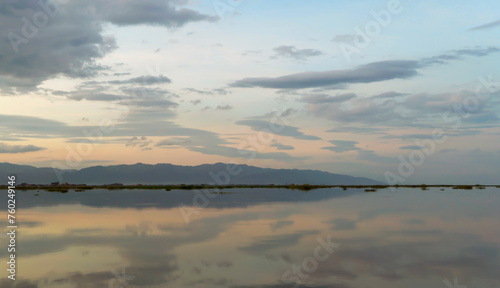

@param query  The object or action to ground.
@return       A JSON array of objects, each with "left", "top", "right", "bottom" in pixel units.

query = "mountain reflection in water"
[{"left": 2, "top": 187, "right": 499, "bottom": 288}]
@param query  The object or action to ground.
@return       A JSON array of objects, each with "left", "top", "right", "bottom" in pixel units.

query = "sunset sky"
[{"left": 1, "top": 0, "right": 499, "bottom": 183}]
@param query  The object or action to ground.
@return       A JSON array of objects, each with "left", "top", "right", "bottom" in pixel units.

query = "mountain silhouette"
[{"left": 0, "top": 162, "right": 380, "bottom": 185}]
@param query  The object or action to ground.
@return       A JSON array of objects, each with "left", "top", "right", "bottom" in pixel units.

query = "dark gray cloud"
[
  {"left": 236, "top": 119, "right": 321, "bottom": 141},
  {"left": 469, "top": 19, "right": 500, "bottom": 30},
  {"left": 230, "top": 60, "right": 420, "bottom": 89},
  {"left": 230, "top": 47, "right": 499, "bottom": 90},
  {"left": 0, "top": 142, "right": 46, "bottom": 153},
  {"left": 1, "top": 1, "right": 116, "bottom": 92},
  {"left": 0, "top": 0, "right": 215, "bottom": 92},
  {"left": 322, "top": 140, "right": 360, "bottom": 153},
  {"left": 99, "top": 0, "right": 218, "bottom": 27},
  {"left": 272, "top": 45, "right": 324, "bottom": 61}
]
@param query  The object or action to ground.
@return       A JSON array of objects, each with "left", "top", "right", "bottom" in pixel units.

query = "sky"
[{"left": 0, "top": 0, "right": 499, "bottom": 184}]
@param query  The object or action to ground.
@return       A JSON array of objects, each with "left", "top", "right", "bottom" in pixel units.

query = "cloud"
[
  {"left": 469, "top": 19, "right": 500, "bottom": 30},
  {"left": 1, "top": 2, "right": 116, "bottom": 92},
  {"left": 236, "top": 119, "right": 321, "bottom": 140},
  {"left": 270, "top": 220, "right": 294, "bottom": 231},
  {"left": 99, "top": 0, "right": 218, "bottom": 27},
  {"left": 357, "top": 150, "right": 396, "bottom": 164},
  {"left": 322, "top": 140, "right": 360, "bottom": 153},
  {"left": 326, "top": 126, "right": 385, "bottom": 134},
  {"left": 271, "top": 141, "right": 294, "bottom": 151},
  {"left": 213, "top": 88, "right": 230, "bottom": 95},
  {"left": 307, "top": 87, "right": 500, "bottom": 128},
  {"left": 271, "top": 45, "right": 324, "bottom": 61},
  {"left": 54, "top": 88, "right": 125, "bottom": 102},
  {"left": 200, "top": 104, "right": 233, "bottom": 111},
  {"left": 126, "top": 136, "right": 152, "bottom": 148},
  {"left": 109, "top": 75, "right": 171, "bottom": 85},
  {"left": 215, "top": 105, "right": 233, "bottom": 110},
  {"left": 185, "top": 88, "right": 230, "bottom": 96},
  {"left": 0, "top": 142, "right": 46, "bottom": 153},
  {"left": 300, "top": 93, "right": 357, "bottom": 104},
  {"left": 230, "top": 47, "right": 499, "bottom": 90},
  {"left": 185, "top": 88, "right": 214, "bottom": 95},
  {"left": 155, "top": 128, "right": 305, "bottom": 162},
  {"left": 371, "top": 91, "right": 408, "bottom": 99},
  {"left": 229, "top": 60, "right": 420, "bottom": 89},
  {"left": 399, "top": 145, "right": 425, "bottom": 150},
  {"left": 332, "top": 34, "right": 363, "bottom": 45},
  {"left": 0, "top": 0, "right": 215, "bottom": 92},
  {"left": 308, "top": 95, "right": 403, "bottom": 124},
  {"left": 420, "top": 47, "right": 500, "bottom": 65}
]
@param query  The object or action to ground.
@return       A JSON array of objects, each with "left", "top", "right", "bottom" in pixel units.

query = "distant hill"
[{"left": 0, "top": 162, "right": 381, "bottom": 185}]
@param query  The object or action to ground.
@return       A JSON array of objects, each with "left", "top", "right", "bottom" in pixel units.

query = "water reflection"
[{"left": 2, "top": 187, "right": 499, "bottom": 288}]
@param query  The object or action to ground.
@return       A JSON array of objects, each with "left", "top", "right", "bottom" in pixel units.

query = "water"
[{"left": 2, "top": 187, "right": 499, "bottom": 288}]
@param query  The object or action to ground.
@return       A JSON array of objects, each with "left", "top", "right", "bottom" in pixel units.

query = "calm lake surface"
[{"left": 3, "top": 187, "right": 499, "bottom": 288}]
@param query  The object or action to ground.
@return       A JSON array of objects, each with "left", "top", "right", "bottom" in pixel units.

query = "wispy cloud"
[
  {"left": 322, "top": 140, "right": 360, "bottom": 153},
  {"left": 0, "top": 142, "right": 46, "bottom": 154},
  {"left": 469, "top": 19, "right": 500, "bottom": 30},
  {"left": 271, "top": 45, "right": 324, "bottom": 61}
]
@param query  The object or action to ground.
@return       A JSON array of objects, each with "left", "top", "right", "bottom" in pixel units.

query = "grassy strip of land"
[{"left": 1, "top": 184, "right": 498, "bottom": 193}]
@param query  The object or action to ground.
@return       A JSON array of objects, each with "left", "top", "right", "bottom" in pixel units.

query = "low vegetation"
[{"left": 2, "top": 183, "right": 497, "bottom": 193}]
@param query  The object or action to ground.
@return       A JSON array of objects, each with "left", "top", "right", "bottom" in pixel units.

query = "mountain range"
[{"left": 0, "top": 162, "right": 380, "bottom": 185}]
